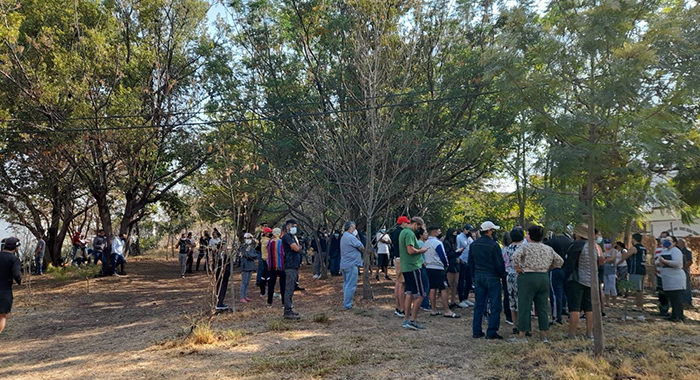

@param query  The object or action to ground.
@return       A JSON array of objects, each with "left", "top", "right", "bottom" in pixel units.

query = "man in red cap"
[
  {"left": 0, "top": 237, "right": 22, "bottom": 333},
  {"left": 392, "top": 216, "right": 411, "bottom": 317}
]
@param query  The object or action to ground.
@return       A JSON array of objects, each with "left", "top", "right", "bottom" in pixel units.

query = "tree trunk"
[
  {"left": 585, "top": 177, "right": 604, "bottom": 355},
  {"left": 362, "top": 217, "right": 374, "bottom": 299},
  {"left": 96, "top": 194, "right": 113, "bottom": 238}
]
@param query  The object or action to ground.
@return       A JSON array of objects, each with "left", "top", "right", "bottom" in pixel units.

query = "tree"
[{"left": 505, "top": 0, "right": 700, "bottom": 355}]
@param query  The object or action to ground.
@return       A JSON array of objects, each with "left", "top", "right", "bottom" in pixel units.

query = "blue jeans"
[
  {"left": 549, "top": 268, "right": 565, "bottom": 322},
  {"left": 330, "top": 255, "right": 340, "bottom": 275},
  {"left": 420, "top": 267, "right": 431, "bottom": 309},
  {"left": 35, "top": 253, "right": 44, "bottom": 274},
  {"left": 241, "top": 270, "right": 254, "bottom": 299},
  {"left": 341, "top": 267, "right": 358, "bottom": 309},
  {"left": 472, "top": 275, "right": 502, "bottom": 337}
]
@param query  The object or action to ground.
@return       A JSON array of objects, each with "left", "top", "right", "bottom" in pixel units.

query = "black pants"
[
  {"left": 267, "top": 270, "right": 286, "bottom": 305},
  {"left": 259, "top": 261, "right": 269, "bottom": 295},
  {"left": 195, "top": 251, "right": 206, "bottom": 270},
  {"left": 216, "top": 265, "right": 231, "bottom": 307},
  {"left": 458, "top": 262, "right": 472, "bottom": 302},
  {"left": 502, "top": 275, "right": 512, "bottom": 321},
  {"left": 665, "top": 289, "right": 684, "bottom": 320},
  {"left": 657, "top": 276, "right": 669, "bottom": 314},
  {"left": 186, "top": 252, "right": 193, "bottom": 273}
]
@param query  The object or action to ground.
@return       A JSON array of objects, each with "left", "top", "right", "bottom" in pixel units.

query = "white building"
[{"left": 646, "top": 208, "right": 700, "bottom": 237}]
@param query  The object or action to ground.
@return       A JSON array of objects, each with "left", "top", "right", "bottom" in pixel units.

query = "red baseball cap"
[
  {"left": 263, "top": 227, "right": 273, "bottom": 234},
  {"left": 396, "top": 216, "right": 410, "bottom": 225}
]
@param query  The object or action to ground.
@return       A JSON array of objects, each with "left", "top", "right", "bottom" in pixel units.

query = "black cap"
[
  {"left": 1, "top": 237, "right": 20, "bottom": 250},
  {"left": 463, "top": 224, "right": 474, "bottom": 231},
  {"left": 427, "top": 225, "right": 441, "bottom": 232}
]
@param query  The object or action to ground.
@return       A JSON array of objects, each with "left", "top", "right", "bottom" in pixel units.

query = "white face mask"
[
  {"left": 245, "top": 239, "right": 252, "bottom": 245},
  {"left": 596, "top": 237, "right": 603, "bottom": 244},
  {"left": 290, "top": 227, "right": 297, "bottom": 235},
  {"left": 352, "top": 230, "right": 358, "bottom": 237}
]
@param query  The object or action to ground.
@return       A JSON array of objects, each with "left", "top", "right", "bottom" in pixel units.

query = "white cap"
[{"left": 480, "top": 221, "right": 500, "bottom": 231}]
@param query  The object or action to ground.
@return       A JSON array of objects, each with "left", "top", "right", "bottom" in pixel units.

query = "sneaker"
[
  {"left": 542, "top": 338, "right": 550, "bottom": 343},
  {"left": 458, "top": 301, "right": 471, "bottom": 308},
  {"left": 512, "top": 328, "right": 519, "bottom": 335},
  {"left": 402, "top": 320, "right": 418, "bottom": 330},
  {"left": 562, "top": 333, "right": 575, "bottom": 339},
  {"left": 215, "top": 304, "right": 229, "bottom": 310},
  {"left": 181, "top": 275, "right": 185, "bottom": 279},
  {"left": 486, "top": 334, "right": 504, "bottom": 340},
  {"left": 274, "top": 293, "right": 281, "bottom": 298},
  {"left": 411, "top": 321, "right": 425, "bottom": 330},
  {"left": 464, "top": 300, "right": 475, "bottom": 307},
  {"left": 473, "top": 332, "right": 485, "bottom": 339},
  {"left": 421, "top": 306, "right": 432, "bottom": 312},
  {"left": 312, "top": 274, "right": 320, "bottom": 280},
  {"left": 284, "top": 313, "right": 301, "bottom": 320},
  {"left": 394, "top": 309, "right": 405, "bottom": 317},
  {"left": 505, "top": 319, "right": 514, "bottom": 326},
  {"left": 508, "top": 337, "right": 528, "bottom": 343}
]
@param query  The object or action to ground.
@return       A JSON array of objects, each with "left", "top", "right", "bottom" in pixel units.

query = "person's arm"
[
  {"left": 12, "top": 256, "right": 22, "bottom": 285},
  {"left": 436, "top": 244, "right": 448, "bottom": 268},
  {"left": 285, "top": 235, "right": 302, "bottom": 252},
  {"left": 620, "top": 245, "right": 636, "bottom": 261},
  {"left": 683, "top": 249, "right": 693, "bottom": 270},
  {"left": 511, "top": 247, "right": 523, "bottom": 273},
  {"left": 352, "top": 236, "right": 365, "bottom": 252},
  {"left": 658, "top": 249, "right": 683, "bottom": 269},
  {"left": 551, "top": 250, "right": 564, "bottom": 269},
  {"left": 407, "top": 244, "right": 426, "bottom": 255},
  {"left": 495, "top": 246, "right": 506, "bottom": 277}
]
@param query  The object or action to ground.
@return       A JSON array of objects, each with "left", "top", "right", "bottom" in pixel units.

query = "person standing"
[
  {"left": 185, "top": 232, "right": 195, "bottom": 274},
  {"left": 258, "top": 228, "right": 272, "bottom": 296},
  {"left": 677, "top": 239, "right": 693, "bottom": 306},
  {"left": 374, "top": 227, "right": 392, "bottom": 281},
  {"left": 620, "top": 233, "right": 647, "bottom": 311},
  {"left": 91, "top": 229, "right": 108, "bottom": 265},
  {"left": 456, "top": 224, "right": 475, "bottom": 308},
  {"left": 563, "top": 225, "right": 602, "bottom": 339},
  {"left": 399, "top": 217, "right": 428, "bottom": 330},
  {"left": 34, "top": 233, "right": 46, "bottom": 275},
  {"left": 267, "top": 228, "right": 285, "bottom": 307},
  {"left": 0, "top": 237, "right": 22, "bottom": 333},
  {"left": 655, "top": 237, "right": 686, "bottom": 322},
  {"left": 239, "top": 233, "right": 258, "bottom": 303},
  {"left": 509, "top": 225, "right": 564, "bottom": 343},
  {"left": 112, "top": 233, "right": 127, "bottom": 275},
  {"left": 503, "top": 228, "right": 525, "bottom": 334},
  {"left": 281, "top": 220, "right": 303, "bottom": 319},
  {"left": 469, "top": 221, "right": 506, "bottom": 340},
  {"left": 340, "top": 221, "right": 364, "bottom": 310},
  {"left": 392, "top": 216, "right": 410, "bottom": 317},
  {"left": 602, "top": 240, "right": 618, "bottom": 307},
  {"left": 210, "top": 230, "right": 231, "bottom": 311},
  {"left": 545, "top": 226, "right": 573, "bottom": 323},
  {"left": 443, "top": 228, "right": 461, "bottom": 309},
  {"left": 196, "top": 231, "right": 211, "bottom": 271},
  {"left": 423, "top": 225, "right": 459, "bottom": 318},
  {"left": 329, "top": 230, "right": 341, "bottom": 276},
  {"left": 175, "top": 233, "right": 191, "bottom": 278}
]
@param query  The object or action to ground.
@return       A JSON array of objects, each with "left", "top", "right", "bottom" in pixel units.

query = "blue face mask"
[{"left": 662, "top": 240, "right": 672, "bottom": 248}]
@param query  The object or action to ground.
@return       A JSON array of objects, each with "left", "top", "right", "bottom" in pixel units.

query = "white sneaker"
[
  {"left": 312, "top": 274, "right": 320, "bottom": 279},
  {"left": 465, "top": 300, "right": 475, "bottom": 306},
  {"left": 458, "top": 301, "right": 471, "bottom": 308}
]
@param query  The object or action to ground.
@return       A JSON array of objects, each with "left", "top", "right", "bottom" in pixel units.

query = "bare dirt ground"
[{"left": 1, "top": 255, "right": 699, "bottom": 380}]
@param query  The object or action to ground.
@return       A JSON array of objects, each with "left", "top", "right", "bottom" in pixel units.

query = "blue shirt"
[
  {"left": 456, "top": 233, "right": 473, "bottom": 262},
  {"left": 340, "top": 232, "right": 364, "bottom": 270}
]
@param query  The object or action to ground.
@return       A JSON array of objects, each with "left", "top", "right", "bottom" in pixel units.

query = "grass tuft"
[
  {"left": 266, "top": 319, "right": 292, "bottom": 331},
  {"left": 312, "top": 313, "right": 330, "bottom": 324}
]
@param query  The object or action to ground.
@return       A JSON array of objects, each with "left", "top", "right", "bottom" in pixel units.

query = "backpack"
[{"left": 563, "top": 240, "right": 586, "bottom": 281}]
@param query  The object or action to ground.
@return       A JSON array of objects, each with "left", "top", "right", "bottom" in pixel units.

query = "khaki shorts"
[{"left": 395, "top": 258, "right": 403, "bottom": 283}]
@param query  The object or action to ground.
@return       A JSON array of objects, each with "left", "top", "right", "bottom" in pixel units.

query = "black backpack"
[{"left": 563, "top": 240, "right": 586, "bottom": 281}]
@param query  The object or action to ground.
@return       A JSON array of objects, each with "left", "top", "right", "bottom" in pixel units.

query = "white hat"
[{"left": 480, "top": 221, "right": 500, "bottom": 231}]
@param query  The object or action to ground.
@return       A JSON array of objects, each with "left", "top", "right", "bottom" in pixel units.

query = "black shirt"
[
  {"left": 282, "top": 233, "right": 301, "bottom": 270},
  {"left": 468, "top": 236, "right": 506, "bottom": 278},
  {"left": 390, "top": 227, "right": 403, "bottom": 259},
  {"left": 0, "top": 251, "right": 22, "bottom": 291}
]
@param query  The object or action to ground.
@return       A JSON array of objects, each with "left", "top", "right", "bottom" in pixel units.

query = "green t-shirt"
[{"left": 399, "top": 228, "right": 423, "bottom": 272}]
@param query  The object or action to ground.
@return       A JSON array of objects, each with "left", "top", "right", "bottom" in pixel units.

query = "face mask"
[
  {"left": 290, "top": 227, "right": 297, "bottom": 235},
  {"left": 334, "top": 233, "right": 339, "bottom": 238},
  {"left": 245, "top": 239, "right": 252, "bottom": 245},
  {"left": 662, "top": 240, "right": 672, "bottom": 248},
  {"left": 379, "top": 229, "right": 386, "bottom": 234},
  {"left": 596, "top": 237, "right": 603, "bottom": 244},
  {"left": 604, "top": 244, "right": 612, "bottom": 250},
  {"left": 352, "top": 230, "right": 358, "bottom": 237}
]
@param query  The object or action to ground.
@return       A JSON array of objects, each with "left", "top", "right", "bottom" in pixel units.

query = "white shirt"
[
  {"left": 457, "top": 233, "right": 473, "bottom": 262},
  {"left": 112, "top": 238, "right": 124, "bottom": 256},
  {"left": 375, "top": 232, "right": 391, "bottom": 254}
]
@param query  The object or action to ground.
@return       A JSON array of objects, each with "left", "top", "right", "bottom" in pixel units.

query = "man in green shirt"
[{"left": 399, "top": 216, "right": 428, "bottom": 330}]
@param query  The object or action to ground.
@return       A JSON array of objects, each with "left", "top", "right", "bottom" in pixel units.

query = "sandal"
[
  {"left": 443, "top": 312, "right": 461, "bottom": 318},
  {"left": 430, "top": 311, "right": 441, "bottom": 316}
]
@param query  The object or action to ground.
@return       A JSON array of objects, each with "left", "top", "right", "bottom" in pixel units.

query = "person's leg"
[
  {"left": 486, "top": 276, "right": 502, "bottom": 337},
  {"left": 403, "top": 293, "right": 414, "bottom": 321},
  {"left": 458, "top": 262, "right": 468, "bottom": 302},
  {"left": 517, "top": 274, "right": 534, "bottom": 336},
  {"left": 683, "top": 270, "right": 692, "bottom": 305},
  {"left": 440, "top": 288, "right": 451, "bottom": 315},
  {"left": 260, "top": 262, "right": 268, "bottom": 295},
  {"left": 429, "top": 289, "right": 437, "bottom": 313},
  {"left": 196, "top": 252, "right": 203, "bottom": 271},
  {"left": 657, "top": 277, "right": 669, "bottom": 315},
  {"left": 447, "top": 272, "right": 458, "bottom": 305},
  {"left": 472, "top": 277, "right": 486, "bottom": 337},
  {"left": 550, "top": 268, "right": 564, "bottom": 323},
  {"left": 267, "top": 271, "right": 277, "bottom": 305},
  {"left": 283, "top": 269, "right": 297, "bottom": 315},
  {"left": 464, "top": 265, "right": 473, "bottom": 302},
  {"left": 179, "top": 254, "right": 187, "bottom": 276},
  {"left": 420, "top": 267, "right": 431, "bottom": 309},
  {"left": 502, "top": 275, "right": 511, "bottom": 322},
  {"left": 568, "top": 311, "right": 580, "bottom": 336},
  {"left": 342, "top": 267, "right": 358, "bottom": 309},
  {"left": 241, "top": 271, "right": 252, "bottom": 299},
  {"left": 667, "top": 290, "right": 684, "bottom": 321},
  {"left": 410, "top": 295, "right": 423, "bottom": 321},
  {"left": 585, "top": 311, "right": 593, "bottom": 336},
  {"left": 534, "top": 274, "right": 551, "bottom": 336},
  {"left": 313, "top": 251, "right": 321, "bottom": 277},
  {"left": 186, "top": 253, "right": 193, "bottom": 273},
  {"left": 217, "top": 267, "right": 230, "bottom": 307},
  {"left": 0, "top": 313, "right": 6, "bottom": 333}
]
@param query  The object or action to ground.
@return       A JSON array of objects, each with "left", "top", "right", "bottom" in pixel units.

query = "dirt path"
[{"left": 1, "top": 257, "right": 698, "bottom": 379}]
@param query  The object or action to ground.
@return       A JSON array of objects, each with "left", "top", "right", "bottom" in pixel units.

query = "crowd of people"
[{"left": 0, "top": 216, "right": 695, "bottom": 338}]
